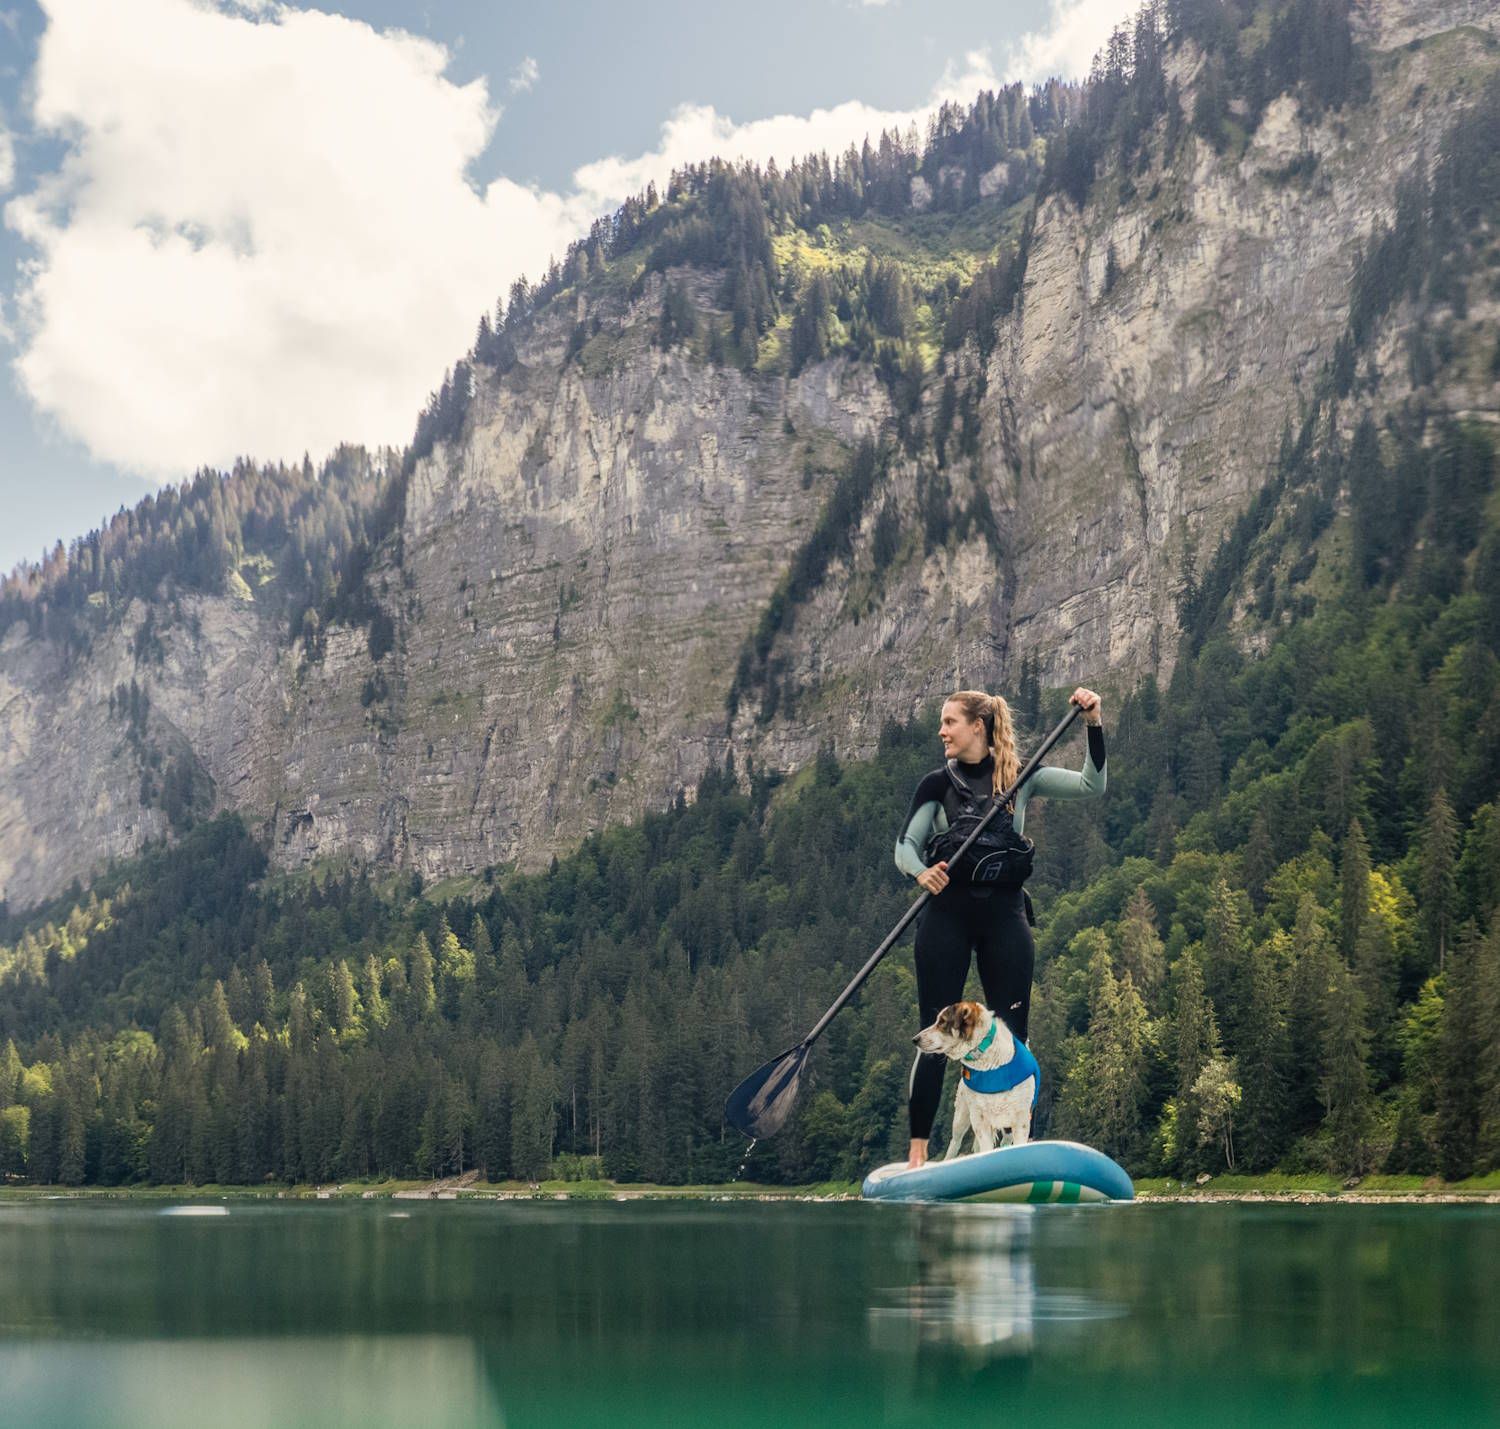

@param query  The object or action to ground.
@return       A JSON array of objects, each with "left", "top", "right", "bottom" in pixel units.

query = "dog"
[{"left": 913, "top": 1000, "right": 1038, "bottom": 1158}]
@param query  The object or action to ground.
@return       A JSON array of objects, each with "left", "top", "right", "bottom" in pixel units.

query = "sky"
[{"left": 0, "top": 0, "right": 1139, "bottom": 579}]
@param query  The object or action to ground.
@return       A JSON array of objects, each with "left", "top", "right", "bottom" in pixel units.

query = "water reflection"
[
  {"left": 0, "top": 1335, "right": 504, "bottom": 1429},
  {"left": 870, "top": 1206, "right": 1123, "bottom": 1354},
  {"left": 3, "top": 1201, "right": 1498, "bottom": 1427},
  {"left": 871, "top": 1207, "right": 1036, "bottom": 1353}
]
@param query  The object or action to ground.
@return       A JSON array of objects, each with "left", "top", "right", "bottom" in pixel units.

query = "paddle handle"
[{"left": 801, "top": 703, "right": 1083, "bottom": 1046}]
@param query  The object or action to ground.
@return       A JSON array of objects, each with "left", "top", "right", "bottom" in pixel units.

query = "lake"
[{"left": 1, "top": 1198, "right": 1496, "bottom": 1427}]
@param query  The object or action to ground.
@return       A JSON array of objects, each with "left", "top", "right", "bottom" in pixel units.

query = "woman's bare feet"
[{"left": 907, "top": 1138, "right": 928, "bottom": 1170}]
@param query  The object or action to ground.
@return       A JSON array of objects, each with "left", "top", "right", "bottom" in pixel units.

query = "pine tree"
[
  {"left": 1420, "top": 788, "right": 1459, "bottom": 970},
  {"left": 442, "top": 1075, "right": 472, "bottom": 1174},
  {"left": 1146, "top": 777, "right": 1180, "bottom": 863},
  {"left": 1383, "top": 1091, "right": 1430, "bottom": 1173},
  {"left": 251, "top": 960, "right": 276, "bottom": 1031},
  {"left": 1170, "top": 951, "right": 1220, "bottom": 1174},
  {"left": 475, "top": 1046, "right": 511, "bottom": 1181},
  {"left": 1183, "top": 723, "right": 1222, "bottom": 812},
  {"left": 1477, "top": 920, "right": 1500, "bottom": 1171},
  {"left": 410, "top": 932, "right": 436, "bottom": 1021},
  {"left": 656, "top": 284, "right": 698, "bottom": 350},
  {"left": 56, "top": 1067, "right": 87, "bottom": 1185},
  {"left": 1435, "top": 921, "right": 1487, "bottom": 1178},
  {"left": 0, "top": 1103, "right": 31, "bottom": 1177},
  {"left": 1286, "top": 894, "right": 1338, "bottom": 1134},
  {"left": 788, "top": 274, "right": 831, "bottom": 374},
  {"left": 26, "top": 1093, "right": 59, "bottom": 1184},
  {"left": 1094, "top": 963, "right": 1149, "bottom": 1161},
  {"left": 468, "top": 913, "right": 493, "bottom": 964},
  {"left": 1116, "top": 887, "right": 1165, "bottom": 1011},
  {"left": 1456, "top": 803, "right": 1500, "bottom": 931},
  {"left": 204, "top": 981, "right": 235, "bottom": 1050},
  {"left": 236, "top": 1050, "right": 270, "bottom": 1184},
  {"left": 1340, "top": 818, "right": 1371, "bottom": 963},
  {"left": 286, "top": 982, "right": 312, "bottom": 1056},
  {"left": 226, "top": 966, "right": 252, "bottom": 1029},
  {"left": 1057, "top": 951, "right": 1112, "bottom": 1148},
  {"left": 1244, "top": 811, "right": 1275, "bottom": 913},
  {"left": 1202, "top": 878, "right": 1249, "bottom": 1051},
  {"left": 1322, "top": 962, "right": 1371, "bottom": 1175},
  {"left": 330, "top": 960, "right": 358, "bottom": 1037},
  {"left": 1235, "top": 939, "right": 1290, "bottom": 1171},
  {"left": 362, "top": 954, "right": 387, "bottom": 1031},
  {"left": 436, "top": 926, "right": 475, "bottom": 1023},
  {"left": 510, "top": 1035, "right": 556, "bottom": 1181},
  {"left": 494, "top": 928, "right": 527, "bottom": 1041},
  {"left": 0, "top": 1039, "right": 20, "bottom": 1108}
]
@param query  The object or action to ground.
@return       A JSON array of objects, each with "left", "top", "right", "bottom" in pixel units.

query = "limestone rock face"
[
  {"left": 745, "top": 2, "right": 1500, "bottom": 766},
  {"left": 1, "top": 0, "right": 1495, "bottom": 908},
  {"left": 1354, "top": 0, "right": 1495, "bottom": 49}
]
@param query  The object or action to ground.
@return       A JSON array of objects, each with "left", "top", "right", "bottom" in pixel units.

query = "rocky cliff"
[{"left": 2, "top": 0, "right": 1496, "bottom": 909}]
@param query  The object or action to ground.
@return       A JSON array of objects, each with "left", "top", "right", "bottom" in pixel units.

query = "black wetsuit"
[{"left": 897, "top": 728, "right": 1107, "bottom": 1141}]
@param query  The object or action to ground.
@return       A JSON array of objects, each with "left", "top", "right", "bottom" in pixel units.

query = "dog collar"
[{"left": 963, "top": 1019, "right": 999, "bottom": 1063}]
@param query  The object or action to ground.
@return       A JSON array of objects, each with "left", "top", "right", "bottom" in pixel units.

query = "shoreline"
[{"left": 3, "top": 1170, "right": 1500, "bottom": 1204}]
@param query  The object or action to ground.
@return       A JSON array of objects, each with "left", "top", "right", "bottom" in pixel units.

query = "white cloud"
[
  {"left": 2, "top": 1, "right": 1002, "bottom": 479},
  {"left": 508, "top": 55, "right": 538, "bottom": 94},
  {"left": 0, "top": 122, "right": 14, "bottom": 193},
  {"left": 1003, "top": 0, "right": 1141, "bottom": 83},
  {"left": 6, "top": 0, "right": 590, "bottom": 476},
  {"left": 569, "top": 49, "right": 997, "bottom": 215}
]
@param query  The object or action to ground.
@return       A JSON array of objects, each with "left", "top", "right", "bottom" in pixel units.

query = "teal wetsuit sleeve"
[
  {"left": 895, "top": 769, "right": 952, "bottom": 878},
  {"left": 1012, "top": 732, "right": 1106, "bottom": 837},
  {"left": 895, "top": 802, "right": 940, "bottom": 878}
]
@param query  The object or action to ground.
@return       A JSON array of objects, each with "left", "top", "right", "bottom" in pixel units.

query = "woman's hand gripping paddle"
[{"left": 724, "top": 703, "right": 1083, "bottom": 1139}]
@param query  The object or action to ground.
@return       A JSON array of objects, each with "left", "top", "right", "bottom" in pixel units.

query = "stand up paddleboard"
[{"left": 862, "top": 1140, "right": 1133, "bottom": 1204}]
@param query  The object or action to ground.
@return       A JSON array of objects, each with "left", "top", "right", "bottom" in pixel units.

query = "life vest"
[
  {"left": 924, "top": 759, "right": 1035, "bottom": 888},
  {"left": 961, "top": 1025, "right": 1040, "bottom": 1105}
]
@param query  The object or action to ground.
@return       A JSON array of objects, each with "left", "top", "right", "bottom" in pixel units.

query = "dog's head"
[{"left": 913, "top": 1000, "right": 989, "bottom": 1057}]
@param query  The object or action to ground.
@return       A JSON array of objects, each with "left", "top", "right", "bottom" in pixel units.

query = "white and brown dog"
[{"left": 914, "top": 1000, "right": 1039, "bottom": 1158}]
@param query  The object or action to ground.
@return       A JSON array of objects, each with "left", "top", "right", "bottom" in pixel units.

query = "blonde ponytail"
[{"left": 989, "top": 695, "right": 1019, "bottom": 802}]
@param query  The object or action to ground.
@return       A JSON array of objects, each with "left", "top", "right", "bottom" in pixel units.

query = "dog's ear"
[{"left": 956, "top": 1002, "right": 980, "bottom": 1039}]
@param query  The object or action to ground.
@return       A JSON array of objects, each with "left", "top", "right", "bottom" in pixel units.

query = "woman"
[{"left": 895, "top": 687, "right": 1106, "bottom": 1168}]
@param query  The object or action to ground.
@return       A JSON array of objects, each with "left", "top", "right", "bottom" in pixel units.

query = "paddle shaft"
[{"left": 800, "top": 703, "right": 1083, "bottom": 1047}]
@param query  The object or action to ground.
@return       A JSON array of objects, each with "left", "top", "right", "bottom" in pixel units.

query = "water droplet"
[{"left": 731, "top": 1137, "right": 758, "bottom": 1184}]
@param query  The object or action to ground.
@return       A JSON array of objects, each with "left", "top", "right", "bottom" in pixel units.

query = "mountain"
[{"left": 2, "top": 0, "right": 1496, "bottom": 915}]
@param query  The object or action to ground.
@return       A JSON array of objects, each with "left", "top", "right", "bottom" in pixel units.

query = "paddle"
[{"left": 724, "top": 701, "right": 1085, "bottom": 1139}]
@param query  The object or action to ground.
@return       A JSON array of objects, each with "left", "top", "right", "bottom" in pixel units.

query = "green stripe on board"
[
  {"left": 1059, "top": 1182, "right": 1081, "bottom": 1204},
  {"left": 1027, "top": 1181, "right": 1053, "bottom": 1204}
]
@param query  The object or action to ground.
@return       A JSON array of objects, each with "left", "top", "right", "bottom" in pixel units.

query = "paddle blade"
[{"left": 724, "top": 1042, "right": 812, "bottom": 1139}]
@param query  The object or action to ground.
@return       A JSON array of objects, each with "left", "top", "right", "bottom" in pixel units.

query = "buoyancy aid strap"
[
  {"left": 962, "top": 1019, "right": 999, "bottom": 1063},
  {"left": 959, "top": 1038, "right": 1040, "bottom": 1105}
]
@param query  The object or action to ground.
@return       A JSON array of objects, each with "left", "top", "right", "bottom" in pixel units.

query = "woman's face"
[{"left": 939, "top": 702, "right": 988, "bottom": 762}]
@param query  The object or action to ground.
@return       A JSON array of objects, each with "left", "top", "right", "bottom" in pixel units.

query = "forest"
[{"left": 1, "top": 372, "right": 1496, "bottom": 1186}]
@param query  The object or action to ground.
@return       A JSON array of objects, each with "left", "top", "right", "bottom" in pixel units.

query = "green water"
[{"left": 1, "top": 1199, "right": 1496, "bottom": 1427}]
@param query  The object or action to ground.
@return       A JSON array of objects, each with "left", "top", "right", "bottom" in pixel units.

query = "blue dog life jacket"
[{"left": 961, "top": 1026, "right": 1040, "bottom": 1105}]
